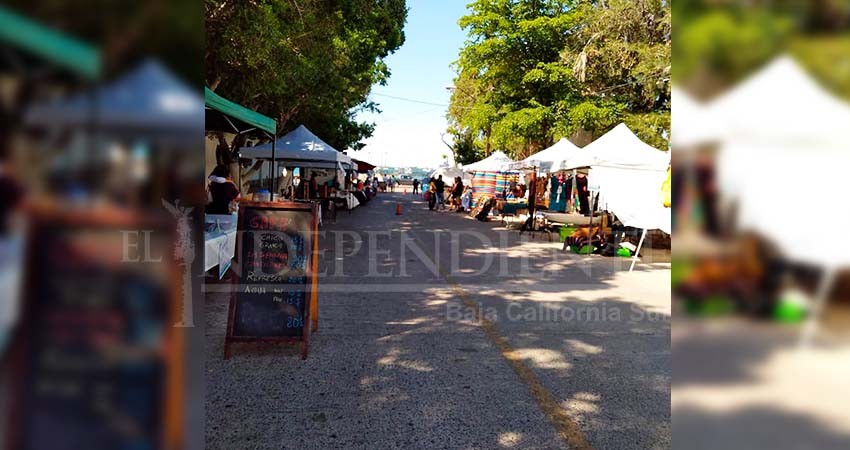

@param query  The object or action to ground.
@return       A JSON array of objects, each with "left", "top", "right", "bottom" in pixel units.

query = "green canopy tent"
[
  {"left": 204, "top": 87, "right": 277, "bottom": 192},
  {"left": 0, "top": 6, "right": 100, "bottom": 79}
]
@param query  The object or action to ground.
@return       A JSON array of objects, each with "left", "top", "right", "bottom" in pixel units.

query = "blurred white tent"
[
  {"left": 462, "top": 150, "right": 514, "bottom": 172},
  {"left": 511, "top": 138, "right": 585, "bottom": 172},
  {"left": 429, "top": 166, "right": 467, "bottom": 182},
  {"left": 672, "top": 86, "right": 720, "bottom": 148},
  {"left": 708, "top": 55, "right": 850, "bottom": 344}
]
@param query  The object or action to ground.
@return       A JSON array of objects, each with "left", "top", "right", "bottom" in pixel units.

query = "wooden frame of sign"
[
  {"left": 224, "top": 200, "right": 319, "bottom": 360},
  {"left": 5, "top": 203, "right": 184, "bottom": 450}
]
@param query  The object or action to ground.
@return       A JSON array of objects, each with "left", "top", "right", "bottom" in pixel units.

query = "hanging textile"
[
  {"left": 471, "top": 171, "right": 497, "bottom": 206},
  {"left": 548, "top": 175, "right": 567, "bottom": 212}
]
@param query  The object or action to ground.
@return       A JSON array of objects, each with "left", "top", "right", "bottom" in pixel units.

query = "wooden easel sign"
[
  {"left": 225, "top": 201, "right": 318, "bottom": 360},
  {"left": 6, "top": 205, "right": 184, "bottom": 450}
]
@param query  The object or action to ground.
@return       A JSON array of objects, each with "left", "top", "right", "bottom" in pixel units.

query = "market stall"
[
  {"left": 706, "top": 55, "right": 850, "bottom": 344},
  {"left": 462, "top": 151, "right": 517, "bottom": 207},
  {"left": 204, "top": 87, "right": 277, "bottom": 277}
]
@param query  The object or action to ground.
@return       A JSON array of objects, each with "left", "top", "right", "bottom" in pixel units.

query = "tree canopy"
[
  {"left": 205, "top": 0, "right": 407, "bottom": 150},
  {"left": 673, "top": 0, "right": 850, "bottom": 100},
  {"left": 447, "top": 0, "right": 671, "bottom": 164}
]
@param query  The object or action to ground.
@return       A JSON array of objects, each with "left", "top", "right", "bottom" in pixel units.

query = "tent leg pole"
[
  {"left": 629, "top": 228, "right": 647, "bottom": 272},
  {"left": 799, "top": 267, "right": 836, "bottom": 348},
  {"left": 270, "top": 137, "right": 277, "bottom": 193}
]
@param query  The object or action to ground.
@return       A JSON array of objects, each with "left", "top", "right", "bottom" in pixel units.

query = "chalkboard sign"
[
  {"left": 6, "top": 206, "right": 183, "bottom": 450},
  {"left": 225, "top": 201, "right": 318, "bottom": 359}
]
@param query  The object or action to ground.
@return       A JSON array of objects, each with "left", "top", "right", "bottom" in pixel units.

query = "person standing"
[
  {"left": 428, "top": 177, "right": 437, "bottom": 210},
  {"left": 434, "top": 175, "right": 445, "bottom": 210},
  {"left": 412, "top": 178, "right": 420, "bottom": 195},
  {"left": 451, "top": 177, "right": 464, "bottom": 211},
  {"left": 206, "top": 165, "right": 240, "bottom": 214}
]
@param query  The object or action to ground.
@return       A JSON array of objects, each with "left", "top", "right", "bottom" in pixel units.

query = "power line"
[{"left": 370, "top": 92, "right": 449, "bottom": 107}]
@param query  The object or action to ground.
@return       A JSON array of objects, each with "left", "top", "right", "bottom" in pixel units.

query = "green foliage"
[
  {"left": 673, "top": 1, "right": 850, "bottom": 100},
  {"left": 448, "top": 0, "right": 670, "bottom": 159},
  {"left": 206, "top": 0, "right": 407, "bottom": 150}
]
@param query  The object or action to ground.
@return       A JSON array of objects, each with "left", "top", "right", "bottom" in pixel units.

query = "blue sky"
[{"left": 350, "top": 0, "right": 469, "bottom": 168}]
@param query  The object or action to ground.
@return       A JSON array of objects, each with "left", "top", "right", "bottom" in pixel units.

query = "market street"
[{"left": 206, "top": 192, "right": 671, "bottom": 450}]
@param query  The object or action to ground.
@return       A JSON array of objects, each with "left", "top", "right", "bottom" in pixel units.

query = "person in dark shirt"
[
  {"left": 206, "top": 165, "right": 240, "bottom": 214},
  {"left": 434, "top": 175, "right": 446, "bottom": 210}
]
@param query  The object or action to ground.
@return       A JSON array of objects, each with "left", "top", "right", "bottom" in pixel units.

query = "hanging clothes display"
[
  {"left": 535, "top": 175, "right": 548, "bottom": 208},
  {"left": 576, "top": 173, "right": 590, "bottom": 215},
  {"left": 548, "top": 174, "right": 567, "bottom": 212}
]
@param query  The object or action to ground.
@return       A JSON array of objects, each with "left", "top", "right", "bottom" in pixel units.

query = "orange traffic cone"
[{"left": 395, "top": 202, "right": 402, "bottom": 215}]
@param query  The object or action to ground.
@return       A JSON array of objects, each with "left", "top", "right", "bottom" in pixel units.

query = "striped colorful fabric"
[
  {"left": 471, "top": 171, "right": 497, "bottom": 206},
  {"left": 470, "top": 171, "right": 519, "bottom": 206},
  {"left": 495, "top": 172, "right": 518, "bottom": 198}
]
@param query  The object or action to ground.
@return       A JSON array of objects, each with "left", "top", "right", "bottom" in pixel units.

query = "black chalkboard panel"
[
  {"left": 226, "top": 201, "right": 316, "bottom": 359},
  {"left": 7, "top": 208, "right": 182, "bottom": 450}
]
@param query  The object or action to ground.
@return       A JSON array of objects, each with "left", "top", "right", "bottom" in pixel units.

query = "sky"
[{"left": 349, "top": 0, "right": 469, "bottom": 169}]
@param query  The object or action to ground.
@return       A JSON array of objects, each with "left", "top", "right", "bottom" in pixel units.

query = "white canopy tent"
[
  {"left": 462, "top": 150, "right": 515, "bottom": 173},
  {"left": 577, "top": 123, "right": 670, "bottom": 171},
  {"left": 511, "top": 138, "right": 585, "bottom": 172},
  {"left": 671, "top": 86, "right": 720, "bottom": 149},
  {"left": 429, "top": 166, "right": 468, "bottom": 183},
  {"left": 555, "top": 123, "right": 670, "bottom": 270},
  {"left": 707, "top": 55, "right": 850, "bottom": 345},
  {"left": 240, "top": 125, "right": 353, "bottom": 169}
]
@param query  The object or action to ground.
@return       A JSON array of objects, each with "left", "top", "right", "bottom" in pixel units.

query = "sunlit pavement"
[
  {"left": 673, "top": 317, "right": 850, "bottom": 449},
  {"left": 206, "top": 191, "right": 670, "bottom": 449}
]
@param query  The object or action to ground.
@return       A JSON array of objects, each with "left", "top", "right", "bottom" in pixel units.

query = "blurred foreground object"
[
  {"left": 3, "top": 203, "right": 183, "bottom": 450},
  {"left": 673, "top": 2, "right": 850, "bottom": 447}
]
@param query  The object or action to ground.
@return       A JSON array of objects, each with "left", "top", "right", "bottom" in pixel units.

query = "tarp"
[
  {"left": 512, "top": 138, "right": 587, "bottom": 172},
  {"left": 204, "top": 87, "right": 276, "bottom": 135},
  {"left": 462, "top": 151, "right": 514, "bottom": 172},
  {"left": 0, "top": 6, "right": 100, "bottom": 79},
  {"left": 25, "top": 59, "right": 204, "bottom": 142},
  {"left": 710, "top": 55, "right": 850, "bottom": 268},
  {"left": 352, "top": 158, "right": 376, "bottom": 173},
  {"left": 240, "top": 125, "right": 353, "bottom": 169}
]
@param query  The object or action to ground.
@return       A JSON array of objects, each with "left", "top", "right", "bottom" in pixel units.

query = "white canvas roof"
[
  {"left": 576, "top": 123, "right": 670, "bottom": 171},
  {"left": 512, "top": 138, "right": 587, "bottom": 172},
  {"left": 240, "top": 125, "right": 353, "bottom": 168},
  {"left": 672, "top": 86, "right": 719, "bottom": 148},
  {"left": 708, "top": 55, "right": 850, "bottom": 146},
  {"left": 462, "top": 150, "right": 514, "bottom": 172},
  {"left": 711, "top": 55, "right": 850, "bottom": 268}
]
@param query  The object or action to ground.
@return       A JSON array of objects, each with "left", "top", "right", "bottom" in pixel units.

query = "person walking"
[
  {"left": 434, "top": 175, "right": 445, "bottom": 210},
  {"left": 427, "top": 177, "right": 437, "bottom": 210}
]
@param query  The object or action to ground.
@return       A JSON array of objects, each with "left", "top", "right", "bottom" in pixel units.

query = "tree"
[
  {"left": 206, "top": 0, "right": 407, "bottom": 150},
  {"left": 447, "top": 0, "right": 671, "bottom": 157}
]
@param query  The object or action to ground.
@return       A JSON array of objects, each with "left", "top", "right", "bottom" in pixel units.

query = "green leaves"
[
  {"left": 448, "top": 0, "right": 670, "bottom": 158},
  {"left": 206, "top": 0, "right": 407, "bottom": 150}
]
